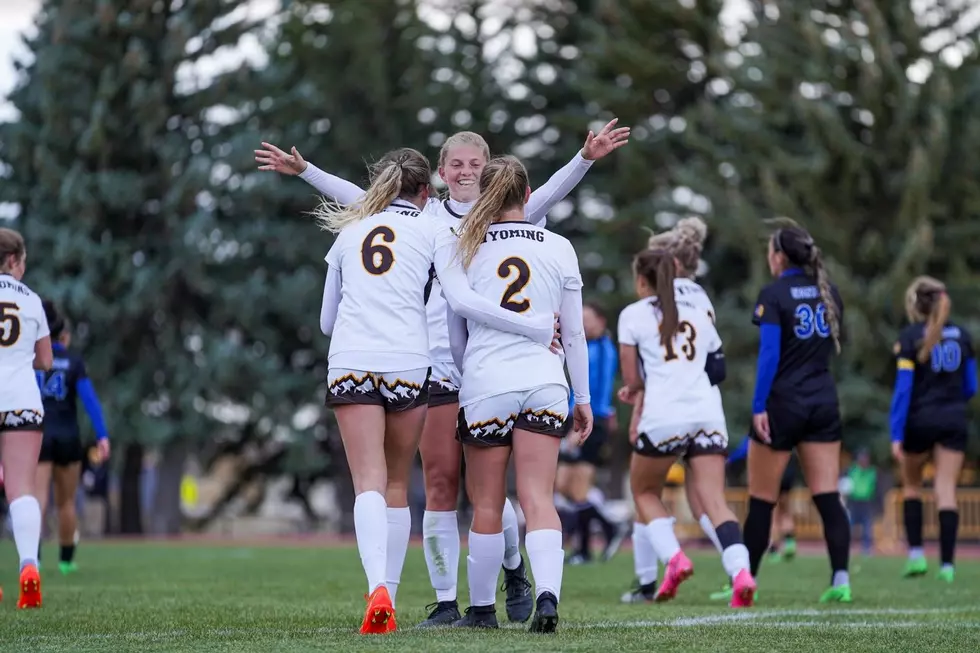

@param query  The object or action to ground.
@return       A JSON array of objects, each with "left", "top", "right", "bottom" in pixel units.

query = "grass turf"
[{"left": 0, "top": 541, "right": 977, "bottom": 652}]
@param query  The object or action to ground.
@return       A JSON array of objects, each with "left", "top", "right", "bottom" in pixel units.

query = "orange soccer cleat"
[
  {"left": 359, "top": 585, "right": 395, "bottom": 635},
  {"left": 18, "top": 563, "right": 42, "bottom": 609}
]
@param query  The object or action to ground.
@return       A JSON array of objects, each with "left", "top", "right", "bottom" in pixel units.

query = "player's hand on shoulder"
[{"left": 255, "top": 142, "right": 307, "bottom": 175}]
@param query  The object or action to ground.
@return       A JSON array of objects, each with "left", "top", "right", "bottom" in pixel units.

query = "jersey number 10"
[
  {"left": 930, "top": 341, "right": 961, "bottom": 373},
  {"left": 793, "top": 303, "right": 831, "bottom": 339}
]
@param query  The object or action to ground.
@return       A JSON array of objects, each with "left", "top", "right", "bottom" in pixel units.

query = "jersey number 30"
[
  {"left": 498, "top": 257, "right": 531, "bottom": 313},
  {"left": 794, "top": 303, "right": 831, "bottom": 339},
  {"left": 361, "top": 226, "right": 395, "bottom": 275},
  {"left": 0, "top": 302, "right": 21, "bottom": 347}
]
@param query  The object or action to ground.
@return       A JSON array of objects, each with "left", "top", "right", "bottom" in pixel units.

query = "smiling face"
[{"left": 439, "top": 143, "right": 487, "bottom": 203}]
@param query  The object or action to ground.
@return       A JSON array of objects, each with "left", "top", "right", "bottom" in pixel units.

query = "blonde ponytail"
[
  {"left": 905, "top": 276, "right": 951, "bottom": 364},
  {"left": 454, "top": 155, "right": 528, "bottom": 268},
  {"left": 312, "top": 148, "right": 430, "bottom": 233}
]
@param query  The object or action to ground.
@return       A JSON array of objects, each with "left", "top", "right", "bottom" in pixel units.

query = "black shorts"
[
  {"left": 0, "top": 409, "right": 44, "bottom": 432},
  {"left": 39, "top": 434, "right": 84, "bottom": 466},
  {"left": 325, "top": 367, "right": 430, "bottom": 412},
  {"left": 427, "top": 381, "right": 459, "bottom": 408},
  {"left": 559, "top": 419, "right": 608, "bottom": 466},
  {"left": 752, "top": 401, "right": 841, "bottom": 452},
  {"left": 903, "top": 425, "right": 968, "bottom": 454}
]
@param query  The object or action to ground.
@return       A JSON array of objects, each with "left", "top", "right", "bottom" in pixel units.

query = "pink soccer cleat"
[
  {"left": 654, "top": 551, "right": 694, "bottom": 602},
  {"left": 730, "top": 569, "right": 757, "bottom": 608}
]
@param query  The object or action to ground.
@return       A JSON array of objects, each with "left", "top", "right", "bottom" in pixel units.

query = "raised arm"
[
  {"left": 255, "top": 142, "right": 364, "bottom": 205},
  {"left": 433, "top": 240, "right": 554, "bottom": 346},
  {"left": 525, "top": 118, "right": 630, "bottom": 227}
]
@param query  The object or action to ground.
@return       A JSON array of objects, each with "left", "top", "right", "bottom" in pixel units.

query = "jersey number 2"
[
  {"left": 663, "top": 320, "right": 697, "bottom": 362},
  {"left": 361, "top": 226, "right": 395, "bottom": 275},
  {"left": 498, "top": 257, "right": 531, "bottom": 313},
  {"left": 0, "top": 302, "right": 21, "bottom": 347}
]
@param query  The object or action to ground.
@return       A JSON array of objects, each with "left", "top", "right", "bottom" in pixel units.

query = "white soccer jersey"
[
  {"left": 325, "top": 201, "right": 436, "bottom": 372},
  {"left": 618, "top": 279, "right": 725, "bottom": 433},
  {"left": 454, "top": 222, "right": 582, "bottom": 406},
  {"left": 0, "top": 274, "right": 49, "bottom": 412}
]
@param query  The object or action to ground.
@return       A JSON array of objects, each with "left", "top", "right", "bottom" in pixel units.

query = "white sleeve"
[
  {"left": 560, "top": 285, "right": 590, "bottom": 405},
  {"left": 299, "top": 163, "right": 365, "bottom": 206},
  {"left": 525, "top": 151, "right": 594, "bottom": 227},
  {"left": 320, "top": 243, "right": 343, "bottom": 335},
  {"left": 34, "top": 296, "right": 49, "bottom": 340},
  {"left": 617, "top": 306, "right": 638, "bottom": 346},
  {"left": 433, "top": 235, "right": 555, "bottom": 346},
  {"left": 447, "top": 305, "right": 468, "bottom": 373}
]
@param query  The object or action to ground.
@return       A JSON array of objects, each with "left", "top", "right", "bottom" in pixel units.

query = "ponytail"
[
  {"left": 312, "top": 148, "right": 430, "bottom": 233},
  {"left": 634, "top": 249, "right": 679, "bottom": 343},
  {"left": 809, "top": 245, "right": 841, "bottom": 354},
  {"left": 906, "top": 276, "right": 951, "bottom": 364},
  {"left": 455, "top": 155, "right": 528, "bottom": 268}
]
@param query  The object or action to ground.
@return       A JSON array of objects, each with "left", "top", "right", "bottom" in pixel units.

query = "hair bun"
[{"left": 675, "top": 216, "right": 708, "bottom": 246}]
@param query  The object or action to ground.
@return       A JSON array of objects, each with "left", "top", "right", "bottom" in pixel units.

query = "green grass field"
[{"left": 0, "top": 541, "right": 977, "bottom": 652}]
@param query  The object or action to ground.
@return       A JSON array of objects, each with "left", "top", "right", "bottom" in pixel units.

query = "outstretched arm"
[
  {"left": 255, "top": 142, "right": 364, "bottom": 205},
  {"left": 525, "top": 118, "right": 630, "bottom": 227},
  {"left": 433, "top": 241, "right": 554, "bottom": 346}
]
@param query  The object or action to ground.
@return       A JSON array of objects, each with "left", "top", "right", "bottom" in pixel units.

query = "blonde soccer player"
[
  {"left": 618, "top": 248, "right": 756, "bottom": 607},
  {"left": 0, "top": 228, "right": 53, "bottom": 609},
  {"left": 259, "top": 121, "right": 628, "bottom": 626},
  {"left": 316, "top": 148, "right": 557, "bottom": 634},
  {"left": 438, "top": 155, "right": 592, "bottom": 633}
]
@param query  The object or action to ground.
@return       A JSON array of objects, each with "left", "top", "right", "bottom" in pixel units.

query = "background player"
[
  {"left": 743, "top": 225, "right": 851, "bottom": 603},
  {"left": 443, "top": 154, "right": 593, "bottom": 633},
  {"left": 890, "top": 276, "right": 976, "bottom": 583},
  {"left": 0, "top": 228, "right": 53, "bottom": 609},
  {"left": 618, "top": 248, "right": 755, "bottom": 607},
  {"left": 34, "top": 301, "right": 111, "bottom": 574}
]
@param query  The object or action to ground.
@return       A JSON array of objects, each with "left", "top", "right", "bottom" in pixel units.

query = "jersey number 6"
[
  {"left": 0, "top": 302, "right": 21, "bottom": 347},
  {"left": 663, "top": 320, "right": 697, "bottom": 362},
  {"left": 497, "top": 257, "right": 531, "bottom": 313},
  {"left": 361, "top": 226, "right": 395, "bottom": 275}
]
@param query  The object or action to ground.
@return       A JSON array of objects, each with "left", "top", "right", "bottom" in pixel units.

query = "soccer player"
[
  {"left": 0, "top": 228, "right": 52, "bottom": 609},
  {"left": 556, "top": 302, "right": 625, "bottom": 566},
  {"left": 890, "top": 276, "right": 975, "bottom": 583},
  {"left": 743, "top": 225, "right": 852, "bottom": 603},
  {"left": 618, "top": 248, "right": 756, "bottom": 607},
  {"left": 442, "top": 155, "right": 593, "bottom": 633},
  {"left": 33, "top": 302, "right": 111, "bottom": 574},
  {"left": 316, "top": 148, "right": 556, "bottom": 634},
  {"left": 259, "top": 121, "right": 628, "bottom": 626}
]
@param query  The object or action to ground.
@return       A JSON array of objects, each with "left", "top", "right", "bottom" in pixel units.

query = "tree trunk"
[
  {"left": 150, "top": 440, "right": 188, "bottom": 535},
  {"left": 119, "top": 443, "right": 144, "bottom": 534}
]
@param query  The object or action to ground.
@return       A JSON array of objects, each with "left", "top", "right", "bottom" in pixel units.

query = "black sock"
[
  {"left": 574, "top": 504, "right": 596, "bottom": 557},
  {"left": 813, "top": 492, "right": 850, "bottom": 582},
  {"left": 60, "top": 544, "right": 76, "bottom": 564},
  {"left": 715, "top": 520, "right": 743, "bottom": 550},
  {"left": 743, "top": 497, "right": 774, "bottom": 577},
  {"left": 939, "top": 509, "right": 958, "bottom": 566},
  {"left": 903, "top": 498, "right": 924, "bottom": 549}
]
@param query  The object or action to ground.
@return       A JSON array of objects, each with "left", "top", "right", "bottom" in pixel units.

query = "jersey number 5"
[
  {"left": 498, "top": 257, "right": 531, "bottom": 313},
  {"left": 0, "top": 302, "right": 21, "bottom": 347},
  {"left": 361, "top": 226, "right": 395, "bottom": 275},
  {"left": 663, "top": 320, "right": 697, "bottom": 362}
]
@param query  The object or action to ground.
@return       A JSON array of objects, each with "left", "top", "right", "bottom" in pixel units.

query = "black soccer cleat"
[
  {"left": 416, "top": 600, "right": 461, "bottom": 628},
  {"left": 501, "top": 559, "right": 534, "bottom": 622},
  {"left": 528, "top": 591, "right": 559, "bottom": 633},
  {"left": 452, "top": 605, "right": 499, "bottom": 629}
]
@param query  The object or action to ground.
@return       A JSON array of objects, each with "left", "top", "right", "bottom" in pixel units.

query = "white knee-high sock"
[
  {"left": 502, "top": 499, "right": 522, "bottom": 570},
  {"left": 645, "top": 517, "right": 681, "bottom": 563},
  {"left": 386, "top": 507, "right": 411, "bottom": 607},
  {"left": 9, "top": 496, "right": 41, "bottom": 570},
  {"left": 468, "top": 531, "right": 505, "bottom": 607},
  {"left": 525, "top": 528, "right": 564, "bottom": 602},
  {"left": 353, "top": 491, "right": 388, "bottom": 594},
  {"left": 699, "top": 514, "right": 724, "bottom": 554},
  {"left": 423, "top": 510, "right": 460, "bottom": 602},
  {"left": 633, "top": 521, "right": 658, "bottom": 585}
]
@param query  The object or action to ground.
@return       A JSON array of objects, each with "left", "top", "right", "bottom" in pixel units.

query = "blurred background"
[{"left": 1, "top": 0, "right": 979, "bottom": 550}]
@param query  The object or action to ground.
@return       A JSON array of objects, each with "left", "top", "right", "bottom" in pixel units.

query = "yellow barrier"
[{"left": 661, "top": 487, "right": 980, "bottom": 549}]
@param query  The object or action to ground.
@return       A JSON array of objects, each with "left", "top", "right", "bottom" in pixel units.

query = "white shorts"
[
  {"left": 428, "top": 360, "right": 461, "bottom": 407},
  {"left": 0, "top": 408, "right": 45, "bottom": 432},
  {"left": 457, "top": 384, "right": 569, "bottom": 447},
  {"left": 326, "top": 367, "right": 431, "bottom": 413},
  {"left": 633, "top": 421, "right": 729, "bottom": 459}
]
